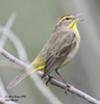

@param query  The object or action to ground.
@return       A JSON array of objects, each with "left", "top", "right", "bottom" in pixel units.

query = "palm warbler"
[{"left": 7, "top": 14, "right": 81, "bottom": 89}]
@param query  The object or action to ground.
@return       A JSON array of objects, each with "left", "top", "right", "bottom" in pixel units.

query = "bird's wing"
[{"left": 43, "top": 29, "right": 76, "bottom": 75}]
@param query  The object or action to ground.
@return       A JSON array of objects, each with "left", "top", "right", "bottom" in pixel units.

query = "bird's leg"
[
  {"left": 55, "top": 68, "right": 66, "bottom": 83},
  {"left": 55, "top": 68, "right": 69, "bottom": 94}
]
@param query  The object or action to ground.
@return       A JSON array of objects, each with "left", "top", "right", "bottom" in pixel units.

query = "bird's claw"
[
  {"left": 46, "top": 75, "right": 53, "bottom": 85},
  {"left": 65, "top": 83, "right": 70, "bottom": 95}
]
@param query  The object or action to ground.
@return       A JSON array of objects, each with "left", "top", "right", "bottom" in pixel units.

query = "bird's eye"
[{"left": 65, "top": 17, "right": 70, "bottom": 20}]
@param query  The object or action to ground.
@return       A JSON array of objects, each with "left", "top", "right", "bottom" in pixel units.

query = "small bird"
[{"left": 7, "top": 14, "right": 81, "bottom": 89}]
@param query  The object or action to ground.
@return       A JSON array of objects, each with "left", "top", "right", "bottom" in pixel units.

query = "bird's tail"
[{"left": 7, "top": 67, "right": 38, "bottom": 89}]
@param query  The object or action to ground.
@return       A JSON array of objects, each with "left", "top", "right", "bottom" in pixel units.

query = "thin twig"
[
  {"left": 0, "top": 13, "right": 16, "bottom": 47},
  {"left": 0, "top": 13, "right": 28, "bottom": 61},
  {"left": 0, "top": 28, "right": 28, "bottom": 61},
  {"left": 50, "top": 79, "right": 100, "bottom": 104},
  {"left": 0, "top": 47, "right": 100, "bottom": 104}
]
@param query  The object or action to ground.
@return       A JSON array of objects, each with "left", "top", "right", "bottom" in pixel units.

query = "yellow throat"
[{"left": 68, "top": 21, "right": 80, "bottom": 41}]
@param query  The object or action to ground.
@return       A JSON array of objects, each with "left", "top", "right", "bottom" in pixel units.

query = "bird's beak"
[{"left": 75, "top": 13, "right": 84, "bottom": 23}]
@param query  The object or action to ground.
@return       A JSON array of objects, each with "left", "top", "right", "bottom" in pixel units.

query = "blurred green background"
[{"left": 0, "top": 0, "right": 100, "bottom": 104}]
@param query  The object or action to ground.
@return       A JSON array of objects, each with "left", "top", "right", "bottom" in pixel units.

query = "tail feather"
[{"left": 7, "top": 68, "right": 38, "bottom": 89}]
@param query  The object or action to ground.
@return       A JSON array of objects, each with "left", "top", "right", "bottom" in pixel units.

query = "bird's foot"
[
  {"left": 64, "top": 83, "right": 70, "bottom": 95},
  {"left": 46, "top": 75, "right": 53, "bottom": 85}
]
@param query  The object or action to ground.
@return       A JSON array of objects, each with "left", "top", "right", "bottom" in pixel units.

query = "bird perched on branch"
[{"left": 7, "top": 14, "right": 82, "bottom": 89}]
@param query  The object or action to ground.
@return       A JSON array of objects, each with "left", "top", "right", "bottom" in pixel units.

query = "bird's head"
[{"left": 57, "top": 14, "right": 82, "bottom": 31}]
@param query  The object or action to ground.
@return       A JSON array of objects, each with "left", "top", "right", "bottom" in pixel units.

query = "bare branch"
[
  {"left": 0, "top": 13, "right": 16, "bottom": 47},
  {"left": 0, "top": 47, "right": 100, "bottom": 104},
  {"left": 50, "top": 79, "right": 100, "bottom": 104},
  {"left": 0, "top": 13, "right": 28, "bottom": 61},
  {"left": 0, "top": 26, "right": 28, "bottom": 61}
]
